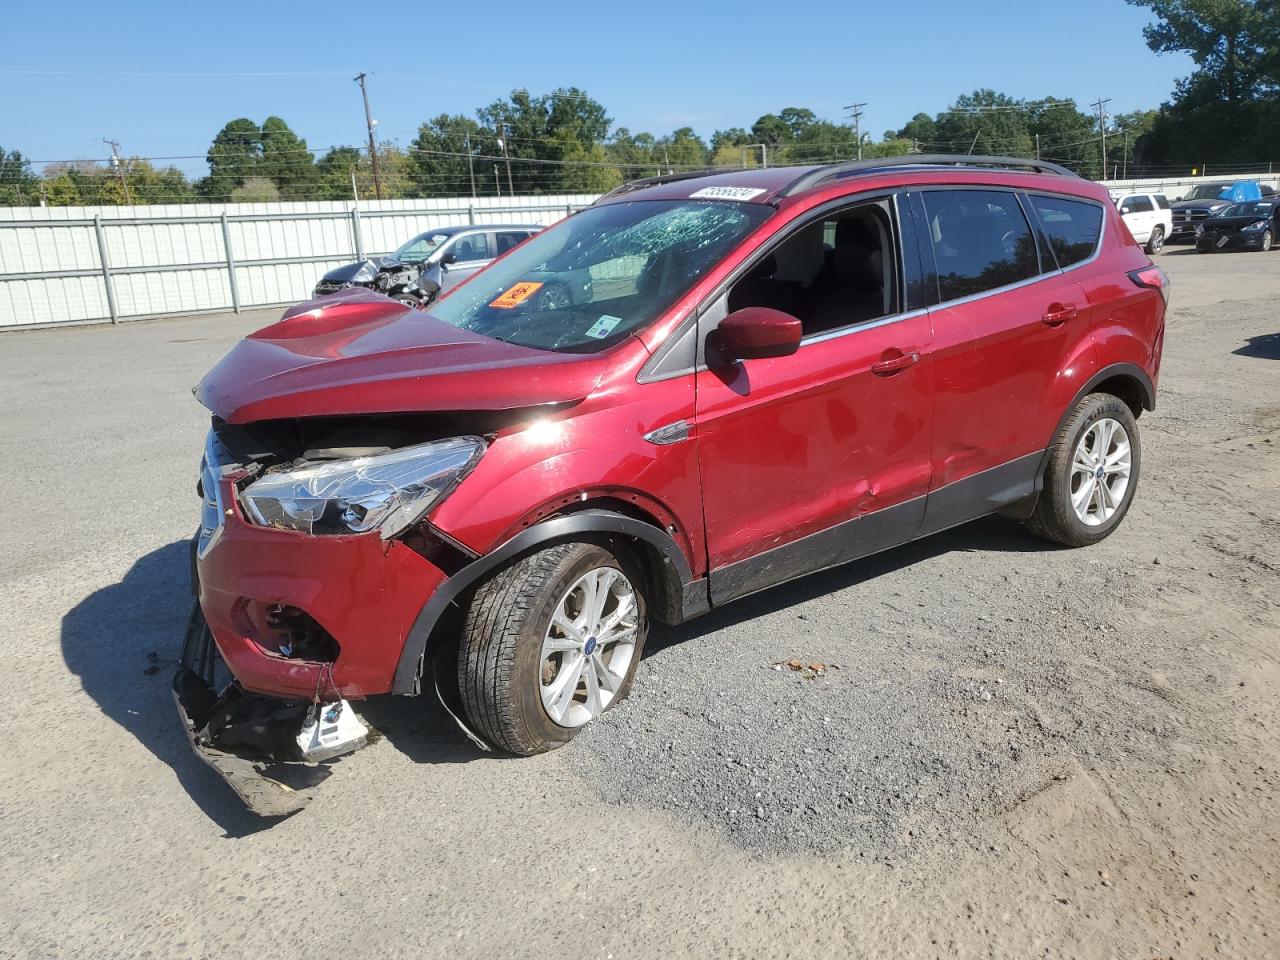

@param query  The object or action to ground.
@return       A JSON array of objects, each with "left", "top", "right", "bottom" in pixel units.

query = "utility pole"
[
  {"left": 353, "top": 72, "right": 383, "bottom": 200},
  {"left": 497, "top": 122, "right": 514, "bottom": 195},
  {"left": 845, "top": 102, "right": 867, "bottom": 161},
  {"left": 1035, "top": 133, "right": 1041, "bottom": 159},
  {"left": 494, "top": 164, "right": 501, "bottom": 198},
  {"left": 1091, "top": 97, "right": 1111, "bottom": 179},
  {"left": 465, "top": 132, "right": 477, "bottom": 199},
  {"left": 1122, "top": 130, "right": 1129, "bottom": 180},
  {"left": 103, "top": 139, "right": 131, "bottom": 203}
]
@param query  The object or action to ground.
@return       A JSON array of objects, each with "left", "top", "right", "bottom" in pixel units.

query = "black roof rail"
[
  {"left": 780, "top": 153, "right": 1079, "bottom": 197},
  {"left": 595, "top": 168, "right": 724, "bottom": 203}
]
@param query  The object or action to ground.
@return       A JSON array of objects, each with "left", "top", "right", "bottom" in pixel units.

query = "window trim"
[{"left": 912, "top": 185, "right": 1108, "bottom": 311}]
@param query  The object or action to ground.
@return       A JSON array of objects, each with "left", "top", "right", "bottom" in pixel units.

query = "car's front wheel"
[
  {"left": 1258, "top": 229, "right": 1273, "bottom": 252},
  {"left": 458, "top": 541, "right": 647, "bottom": 755},
  {"left": 1026, "top": 392, "right": 1142, "bottom": 547}
]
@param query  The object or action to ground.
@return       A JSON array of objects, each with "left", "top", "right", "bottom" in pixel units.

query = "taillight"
[{"left": 1128, "top": 266, "right": 1171, "bottom": 305}]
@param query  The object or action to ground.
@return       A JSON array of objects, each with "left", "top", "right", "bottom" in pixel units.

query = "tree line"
[{"left": 0, "top": 0, "right": 1276, "bottom": 206}]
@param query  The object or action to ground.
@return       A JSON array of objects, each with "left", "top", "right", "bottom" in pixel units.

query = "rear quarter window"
[
  {"left": 1154, "top": 195, "right": 1170, "bottom": 209},
  {"left": 1028, "top": 195, "right": 1104, "bottom": 268}
]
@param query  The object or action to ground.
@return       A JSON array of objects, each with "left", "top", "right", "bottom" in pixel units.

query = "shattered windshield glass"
[{"left": 425, "top": 200, "right": 772, "bottom": 353}]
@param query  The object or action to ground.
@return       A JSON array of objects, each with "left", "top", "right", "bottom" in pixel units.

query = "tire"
[
  {"left": 1259, "top": 230, "right": 1273, "bottom": 252},
  {"left": 1025, "top": 393, "right": 1142, "bottom": 548},
  {"left": 1145, "top": 226, "right": 1165, "bottom": 255},
  {"left": 457, "top": 541, "right": 648, "bottom": 755},
  {"left": 1195, "top": 238, "right": 1212, "bottom": 253}
]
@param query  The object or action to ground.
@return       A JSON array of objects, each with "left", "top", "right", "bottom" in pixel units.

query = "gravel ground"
[{"left": 1, "top": 246, "right": 1277, "bottom": 958}]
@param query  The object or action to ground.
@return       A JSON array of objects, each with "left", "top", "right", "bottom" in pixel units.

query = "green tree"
[
  {"left": 607, "top": 128, "right": 660, "bottom": 176},
  {"left": 410, "top": 113, "right": 489, "bottom": 196},
  {"left": 201, "top": 118, "right": 262, "bottom": 200},
  {"left": 0, "top": 147, "right": 40, "bottom": 205},
  {"left": 893, "top": 112, "right": 937, "bottom": 147},
  {"left": 230, "top": 177, "right": 280, "bottom": 203},
  {"left": 259, "top": 116, "right": 317, "bottom": 199},
  {"left": 316, "top": 146, "right": 363, "bottom": 200},
  {"left": 932, "top": 90, "right": 1035, "bottom": 157},
  {"left": 653, "top": 127, "right": 708, "bottom": 170}
]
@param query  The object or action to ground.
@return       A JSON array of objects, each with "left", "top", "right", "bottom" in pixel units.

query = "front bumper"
[
  {"left": 196, "top": 476, "right": 448, "bottom": 700},
  {"left": 1196, "top": 231, "right": 1266, "bottom": 251}
]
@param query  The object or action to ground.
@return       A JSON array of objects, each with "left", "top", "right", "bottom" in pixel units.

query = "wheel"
[
  {"left": 1195, "top": 238, "right": 1212, "bottom": 253},
  {"left": 1259, "top": 230, "right": 1273, "bottom": 252},
  {"left": 1145, "top": 226, "right": 1165, "bottom": 255},
  {"left": 536, "top": 282, "right": 572, "bottom": 311},
  {"left": 458, "top": 541, "right": 647, "bottom": 755},
  {"left": 1026, "top": 393, "right": 1141, "bottom": 547}
]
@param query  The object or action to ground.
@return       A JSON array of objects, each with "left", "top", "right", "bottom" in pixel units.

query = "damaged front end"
[{"left": 172, "top": 605, "right": 369, "bottom": 817}]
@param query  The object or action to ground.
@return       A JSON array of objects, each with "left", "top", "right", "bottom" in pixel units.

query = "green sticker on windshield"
[{"left": 585, "top": 314, "right": 622, "bottom": 339}]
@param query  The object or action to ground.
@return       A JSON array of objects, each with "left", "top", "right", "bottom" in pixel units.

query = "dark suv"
[{"left": 181, "top": 155, "right": 1168, "bottom": 808}]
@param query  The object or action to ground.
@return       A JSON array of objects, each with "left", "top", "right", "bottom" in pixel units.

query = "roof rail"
[
  {"left": 595, "top": 168, "right": 723, "bottom": 204},
  {"left": 780, "top": 154, "right": 1079, "bottom": 197}
]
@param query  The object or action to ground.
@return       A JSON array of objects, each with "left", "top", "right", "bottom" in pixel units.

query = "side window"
[
  {"left": 922, "top": 190, "right": 1038, "bottom": 301},
  {"left": 1130, "top": 196, "right": 1154, "bottom": 213},
  {"left": 727, "top": 202, "right": 897, "bottom": 337},
  {"left": 1154, "top": 195, "right": 1171, "bottom": 210},
  {"left": 495, "top": 231, "right": 529, "bottom": 255},
  {"left": 453, "top": 233, "right": 491, "bottom": 262},
  {"left": 1027, "top": 195, "right": 1104, "bottom": 269}
]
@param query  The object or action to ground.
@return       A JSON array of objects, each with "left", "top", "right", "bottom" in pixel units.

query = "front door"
[{"left": 694, "top": 197, "right": 935, "bottom": 604}]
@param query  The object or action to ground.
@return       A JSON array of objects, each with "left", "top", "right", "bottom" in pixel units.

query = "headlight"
[
  {"left": 1242, "top": 220, "right": 1265, "bottom": 232},
  {"left": 241, "top": 437, "right": 484, "bottom": 538}
]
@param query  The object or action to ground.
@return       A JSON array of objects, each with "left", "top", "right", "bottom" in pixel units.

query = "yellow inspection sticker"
[{"left": 489, "top": 281, "right": 544, "bottom": 310}]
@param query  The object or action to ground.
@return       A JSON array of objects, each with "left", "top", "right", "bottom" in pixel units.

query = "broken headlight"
[{"left": 240, "top": 437, "right": 484, "bottom": 538}]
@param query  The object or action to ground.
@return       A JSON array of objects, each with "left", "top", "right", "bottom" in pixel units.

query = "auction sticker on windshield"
[
  {"left": 689, "top": 186, "right": 767, "bottom": 201},
  {"left": 490, "top": 281, "right": 544, "bottom": 309},
  {"left": 585, "top": 315, "right": 622, "bottom": 339}
]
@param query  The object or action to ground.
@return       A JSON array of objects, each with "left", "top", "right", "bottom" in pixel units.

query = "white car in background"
[{"left": 1115, "top": 192, "right": 1173, "bottom": 255}]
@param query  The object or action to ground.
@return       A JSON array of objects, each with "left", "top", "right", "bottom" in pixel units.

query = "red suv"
[{"left": 186, "top": 155, "right": 1168, "bottom": 771}]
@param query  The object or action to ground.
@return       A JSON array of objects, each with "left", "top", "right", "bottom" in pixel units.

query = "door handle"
[
  {"left": 870, "top": 351, "right": 920, "bottom": 375},
  {"left": 1043, "top": 303, "right": 1077, "bottom": 326}
]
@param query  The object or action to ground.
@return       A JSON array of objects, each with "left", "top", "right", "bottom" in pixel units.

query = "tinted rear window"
[
  {"left": 922, "top": 190, "right": 1039, "bottom": 301},
  {"left": 1028, "top": 195, "right": 1103, "bottom": 268}
]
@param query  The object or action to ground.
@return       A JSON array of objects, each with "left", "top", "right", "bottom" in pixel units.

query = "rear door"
[
  {"left": 915, "top": 188, "right": 1100, "bottom": 535},
  {"left": 695, "top": 194, "right": 935, "bottom": 603}
]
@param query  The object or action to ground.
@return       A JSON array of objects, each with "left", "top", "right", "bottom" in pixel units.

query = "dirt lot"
[{"left": 1, "top": 248, "right": 1277, "bottom": 959}]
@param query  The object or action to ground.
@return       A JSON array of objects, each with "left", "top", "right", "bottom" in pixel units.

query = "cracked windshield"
[{"left": 427, "top": 199, "right": 772, "bottom": 352}]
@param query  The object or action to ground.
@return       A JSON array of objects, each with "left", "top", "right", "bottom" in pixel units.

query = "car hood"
[
  {"left": 195, "top": 288, "right": 610, "bottom": 424},
  {"left": 1202, "top": 215, "right": 1269, "bottom": 232},
  {"left": 1171, "top": 198, "right": 1227, "bottom": 211},
  {"left": 319, "top": 257, "right": 408, "bottom": 284}
]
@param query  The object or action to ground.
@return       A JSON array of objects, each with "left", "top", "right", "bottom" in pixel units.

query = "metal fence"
[{"left": 0, "top": 194, "right": 599, "bottom": 330}]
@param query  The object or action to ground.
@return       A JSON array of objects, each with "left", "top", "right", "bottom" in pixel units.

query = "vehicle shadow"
[
  {"left": 648, "top": 514, "right": 1053, "bottom": 653},
  {"left": 60, "top": 540, "right": 279, "bottom": 837},
  {"left": 1234, "top": 332, "right": 1280, "bottom": 360}
]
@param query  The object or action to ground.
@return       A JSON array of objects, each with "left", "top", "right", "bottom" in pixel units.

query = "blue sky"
[{"left": 3, "top": 0, "right": 1192, "bottom": 177}]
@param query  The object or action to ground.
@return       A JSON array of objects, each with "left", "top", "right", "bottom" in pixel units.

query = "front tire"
[
  {"left": 1259, "top": 230, "right": 1273, "bottom": 252},
  {"left": 458, "top": 541, "right": 647, "bottom": 755},
  {"left": 1145, "top": 226, "right": 1165, "bottom": 255},
  {"left": 1196, "top": 238, "right": 1212, "bottom": 253},
  {"left": 1026, "top": 393, "right": 1142, "bottom": 547}
]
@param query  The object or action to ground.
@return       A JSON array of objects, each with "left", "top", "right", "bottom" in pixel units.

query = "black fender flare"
[
  {"left": 1031, "top": 362, "right": 1155, "bottom": 496},
  {"left": 392, "top": 510, "right": 703, "bottom": 695}
]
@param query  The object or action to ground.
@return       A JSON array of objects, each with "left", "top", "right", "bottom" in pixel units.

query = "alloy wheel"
[
  {"left": 539, "top": 566, "right": 639, "bottom": 727},
  {"left": 1070, "top": 418, "right": 1132, "bottom": 526}
]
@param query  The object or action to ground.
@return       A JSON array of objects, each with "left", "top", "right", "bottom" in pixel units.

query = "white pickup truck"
[{"left": 1114, "top": 192, "right": 1174, "bottom": 255}]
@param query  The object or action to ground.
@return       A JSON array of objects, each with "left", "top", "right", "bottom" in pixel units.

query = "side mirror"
[
  {"left": 713, "top": 307, "right": 802, "bottom": 361},
  {"left": 441, "top": 251, "right": 458, "bottom": 266}
]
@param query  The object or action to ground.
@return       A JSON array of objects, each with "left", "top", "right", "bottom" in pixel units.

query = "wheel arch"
[{"left": 392, "top": 508, "right": 706, "bottom": 695}]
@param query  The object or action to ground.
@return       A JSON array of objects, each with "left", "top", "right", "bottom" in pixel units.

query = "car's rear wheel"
[
  {"left": 1145, "top": 226, "right": 1165, "bottom": 255},
  {"left": 457, "top": 541, "right": 647, "bottom": 755},
  {"left": 1026, "top": 393, "right": 1141, "bottom": 548},
  {"left": 1195, "top": 238, "right": 1212, "bottom": 253}
]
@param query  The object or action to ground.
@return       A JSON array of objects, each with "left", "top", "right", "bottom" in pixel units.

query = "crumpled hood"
[
  {"left": 320, "top": 257, "right": 409, "bottom": 284},
  {"left": 195, "top": 288, "right": 610, "bottom": 424},
  {"left": 1201, "top": 214, "right": 1270, "bottom": 232}
]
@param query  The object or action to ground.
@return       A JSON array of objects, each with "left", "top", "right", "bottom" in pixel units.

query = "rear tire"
[
  {"left": 1145, "top": 226, "right": 1165, "bottom": 255},
  {"left": 1026, "top": 393, "right": 1141, "bottom": 548},
  {"left": 458, "top": 541, "right": 647, "bottom": 755}
]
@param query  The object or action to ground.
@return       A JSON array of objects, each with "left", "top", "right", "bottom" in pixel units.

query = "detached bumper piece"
[{"left": 173, "top": 604, "right": 369, "bottom": 817}]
